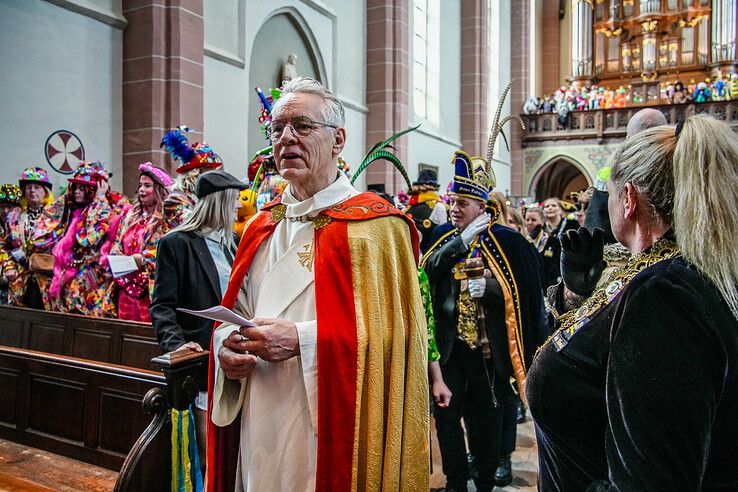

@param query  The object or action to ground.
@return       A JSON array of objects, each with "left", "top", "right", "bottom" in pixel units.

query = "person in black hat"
[
  {"left": 404, "top": 168, "right": 448, "bottom": 253},
  {"left": 150, "top": 169, "right": 246, "bottom": 469}
]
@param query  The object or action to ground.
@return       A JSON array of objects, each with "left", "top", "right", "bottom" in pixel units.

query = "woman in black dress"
[{"left": 527, "top": 115, "right": 738, "bottom": 491}]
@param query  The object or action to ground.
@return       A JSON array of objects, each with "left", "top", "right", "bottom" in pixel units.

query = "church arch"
[
  {"left": 528, "top": 155, "right": 592, "bottom": 201},
  {"left": 247, "top": 9, "right": 327, "bottom": 159}
]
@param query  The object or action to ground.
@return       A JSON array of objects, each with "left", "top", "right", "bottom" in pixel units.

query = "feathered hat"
[
  {"left": 449, "top": 81, "right": 525, "bottom": 203},
  {"left": 0, "top": 184, "right": 21, "bottom": 205},
  {"left": 449, "top": 151, "right": 490, "bottom": 202},
  {"left": 19, "top": 167, "right": 52, "bottom": 190},
  {"left": 68, "top": 161, "right": 110, "bottom": 186},
  {"left": 160, "top": 125, "right": 223, "bottom": 174},
  {"left": 248, "top": 86, "right": 283, "bottom": 164}
]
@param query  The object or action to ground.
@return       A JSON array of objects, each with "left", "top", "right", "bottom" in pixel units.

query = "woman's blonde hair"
[
  {"left": 171, "top": 187, "right": 240, "bottom": 252},
  {"left": 611, "top": 115, "right": 738, "bottom": 318},
  {"left": 171, "top": 167, "right": 205, "bottom": 196},
  {"left": 507, "top": 206, "right": 529, "bottom": 239},
  {"left": 488, "top": 191, "right": 509, "bottom": 226}
]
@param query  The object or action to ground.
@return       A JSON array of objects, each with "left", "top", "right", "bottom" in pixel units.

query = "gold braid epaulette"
[{"left": 537, "top": 238, "right": 680, "bottom": 356}]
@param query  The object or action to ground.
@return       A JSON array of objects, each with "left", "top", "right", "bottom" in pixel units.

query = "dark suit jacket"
[{"left": 149, "top": 230, "right": 224, "bottom": 353}]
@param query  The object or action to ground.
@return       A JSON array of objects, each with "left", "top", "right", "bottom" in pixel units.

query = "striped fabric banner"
[{"left": 171, "top": 406, "right": 204, "bottom": 492}]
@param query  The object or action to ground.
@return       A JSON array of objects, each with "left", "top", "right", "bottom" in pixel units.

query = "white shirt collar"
[{"left": 281, "top": 172, "right": 358, "bottom": 219}]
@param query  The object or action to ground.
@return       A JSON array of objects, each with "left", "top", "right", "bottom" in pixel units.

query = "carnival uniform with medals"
[
  {"left": 526, "top": 234, "right": 738, "bottom": 490},
  {"left": 422, "top": 151, "right": 545, "bottom": 492}
]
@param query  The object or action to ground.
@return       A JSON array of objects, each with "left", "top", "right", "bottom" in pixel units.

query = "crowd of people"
[
  {"left": 523, "top": 71, "right": 738, "bottom": 123},
  {"left": 0, "top": 127, "right": 242, "bottom": 321},
  {"left": 2, "top": 76, "right": 737, "bottom": 492}
]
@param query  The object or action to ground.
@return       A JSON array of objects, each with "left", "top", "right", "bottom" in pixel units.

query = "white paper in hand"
[
  {"left": 176, "top": 306, "right": 257, "bottom": 327},
  {"left": 108, "top": 255, "right": 139, "bottom": 278}
]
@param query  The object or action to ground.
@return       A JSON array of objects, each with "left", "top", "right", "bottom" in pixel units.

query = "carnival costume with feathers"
[
  {"left": 42, "top": 162, "right": 121, "bottom": 316},
  {"left": 160, "top": 126, "right": 223, "bottom": 231}
]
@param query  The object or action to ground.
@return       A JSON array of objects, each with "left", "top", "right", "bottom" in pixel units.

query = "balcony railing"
[{"left": 521, "top": 100, "right": 738, "bottom": 145}]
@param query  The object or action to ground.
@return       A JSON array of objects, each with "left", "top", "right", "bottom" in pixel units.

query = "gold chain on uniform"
[{"left": 537, "top": 238, "right": 680, "bottom": 355}]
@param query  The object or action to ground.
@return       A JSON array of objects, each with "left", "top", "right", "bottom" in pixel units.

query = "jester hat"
[
  {"left": 160, "top": 125, "right": 223, "bottom": 174},
  {"left": 19, "top": 167, "right": 52, "bottom": 190},
  {"left": 68, "top": 161, "right": 110, "bottom": 186}
]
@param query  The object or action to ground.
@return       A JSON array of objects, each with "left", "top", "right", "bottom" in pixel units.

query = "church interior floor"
[
  {"left": 0, "top": 413, "right": 538, "bottom": 491},
  {"left": 0, "top": 439, "right": 117, "bottom": 491},
  {"left": 430, "top": 411, "right": 538, "bottom": 491}
]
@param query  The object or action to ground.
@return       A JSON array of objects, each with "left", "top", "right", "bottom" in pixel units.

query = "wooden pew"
[
  {"left": 116, "top": 348, "right": 209, "bottom": 491},
  {"left": 0, "top": 306, "right": 210, "bottom": 490},
  {"left": 0, "top": 347, "right": 166, "bottom": 471},
  {"left": 0, "top": 305, "right": 160, "bottom": 370}
]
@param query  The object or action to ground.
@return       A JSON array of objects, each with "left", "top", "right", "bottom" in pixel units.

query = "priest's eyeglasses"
[{"left": 269, "top": 116, "right": 338, "bottom": 140}]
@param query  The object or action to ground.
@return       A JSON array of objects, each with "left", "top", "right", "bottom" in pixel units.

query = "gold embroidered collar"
[
  {"left": 270, "top": 204, "right": 332, "bottom": 229},
  {"left": 540, "top": 238, "right": 680, "bottom": 354}
]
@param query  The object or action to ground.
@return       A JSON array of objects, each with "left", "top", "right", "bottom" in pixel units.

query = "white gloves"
[
  {"left": 460, "top": 214, "right": 491, "bottom": 247},
  {"left": 468, "top": 277, "right": 486, "bottom": 298}
]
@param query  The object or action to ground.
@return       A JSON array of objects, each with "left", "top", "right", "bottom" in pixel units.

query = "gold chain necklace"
[{"left": 538, "top": 238, "right": 680, "bottom": 355}]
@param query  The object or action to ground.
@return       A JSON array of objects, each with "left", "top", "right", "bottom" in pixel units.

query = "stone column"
[
  {"left": 711, "top": 0, "right": 737, "bottom": 72},
  {"left": 365, "top": 1, "right": 409, "bottom": 195},
  {"left": 121, "top": 0, "right": 204, "bottom": 195},
  {"left": 460, "top": 0, "right": 489, "bottom": 157},
  {"left": 541, "top": 0, "right": 561, "bottom": 94},
  {"left": 571, "top": 0, "right": 594, "bottom": 83},
  {"left": 510, "top": 0, "right": 531, "bottom": 196}
]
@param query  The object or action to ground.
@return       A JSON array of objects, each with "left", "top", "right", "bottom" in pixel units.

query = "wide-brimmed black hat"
[
  {"left": 413, "top": 168, "right": 439, "bottom": 187},
  {"left": 195, "top": 170, "right": 247, "bottom": 198}
]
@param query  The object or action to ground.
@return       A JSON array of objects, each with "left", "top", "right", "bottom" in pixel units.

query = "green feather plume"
[{"left": 350, "top": 124, "right": 420, "bottom": 190}]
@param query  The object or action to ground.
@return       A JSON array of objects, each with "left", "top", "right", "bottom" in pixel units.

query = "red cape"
[{"left": 206, "top": 193, "right": 418, "bottom": 492}]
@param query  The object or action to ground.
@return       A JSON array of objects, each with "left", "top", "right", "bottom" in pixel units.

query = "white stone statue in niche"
[{"left": 279, "top": 54, "right": 298, "bottom": 85}]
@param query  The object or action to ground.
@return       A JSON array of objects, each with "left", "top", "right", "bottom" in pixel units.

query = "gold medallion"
[{"left": 271, "top": 204, "right": 287, "bottom": 223}]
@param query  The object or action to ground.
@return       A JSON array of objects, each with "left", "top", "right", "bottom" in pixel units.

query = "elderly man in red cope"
[{"left": 205, "top": 77, "right": 430, "bottom": 492}]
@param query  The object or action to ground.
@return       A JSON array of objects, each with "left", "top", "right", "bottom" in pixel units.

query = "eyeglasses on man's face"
[{"left": 268, "top": 116, "right": 338, "bottom": 140}]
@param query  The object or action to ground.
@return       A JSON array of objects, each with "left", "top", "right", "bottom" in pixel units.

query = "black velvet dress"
[{"left": 527, "top": 256, "right": 738, "bottom": 491}]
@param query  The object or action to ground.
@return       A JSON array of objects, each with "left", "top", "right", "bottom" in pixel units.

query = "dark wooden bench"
[
  {"left": 0, "top": 306, "right": 209, "bottom": 491},
  {"left": 0, "top": 305, "right": 160, "bottom": 370}
]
